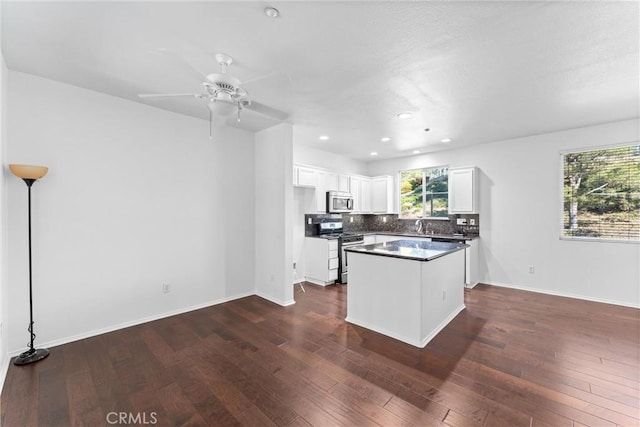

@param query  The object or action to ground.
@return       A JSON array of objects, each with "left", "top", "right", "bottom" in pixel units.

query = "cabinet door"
[
  {"left": 325, "top": 172, "right": 339, "bottom": 192},
  {"left": 350, "top": 176, "right": 362, "bottom": 212},
  {"left": 338, "top": 174, "right": 350, "bottom": 192},
  {"left": 371, "top": 176, "right": 394, "bottom": 213},
  {"left": 449, "top": 167, "right": 476, "bottom": 213},
  {"left": 297, "top": 167, "right": 316, "bottom": 187},
  {"left": 360, "top": 178, "right": 372, "bottom": 213}
]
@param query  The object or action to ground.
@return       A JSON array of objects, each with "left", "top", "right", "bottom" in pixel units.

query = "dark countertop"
[
  {"left": 345, "top": 239, "right": 469, "bottom": 261},
  {"left": 362, "top": 232, "right": 479, "bottom": 241}
]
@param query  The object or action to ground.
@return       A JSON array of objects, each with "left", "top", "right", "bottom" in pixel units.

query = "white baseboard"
[
  {"left": 346, "top": 316, "right": 423, "bottom": 347},
  {"left": 347, "top": 304, "right": 465, "bottom": 348},
  {"left": 8, "top": 291, "right": 256, "bottom": 357},
  {"left": 419, "top": 304, "right": 466, "bottom": 347},
  {"left": 255, "top": 291, "right": 295, "bottom": 307},
  {"left": 304, "top": 277, "right": 334, "bottom": 287},
  {"left": 482, "top": 281, "right": 640, "bottom": 309}
]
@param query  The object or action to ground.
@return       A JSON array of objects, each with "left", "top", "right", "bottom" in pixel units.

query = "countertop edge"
[{"left": 345, "top": 243, "right": 468, "bottom": 262}]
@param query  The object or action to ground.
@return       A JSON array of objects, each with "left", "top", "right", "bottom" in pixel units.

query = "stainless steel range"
[{"left": 317, "top": 222, "right": 364, "bottom": 284}]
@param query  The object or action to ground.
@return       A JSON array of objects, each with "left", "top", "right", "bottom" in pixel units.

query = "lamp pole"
[{"left": 10, "top": 164, "right": 50, "bottom": 366}]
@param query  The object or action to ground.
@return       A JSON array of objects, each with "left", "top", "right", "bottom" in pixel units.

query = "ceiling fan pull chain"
[
  {"left": 237, "top": 105, "right": 241, "bottom": 123},
  {"left": 209, "top": 110, "right": 213, "bottom": 140}
]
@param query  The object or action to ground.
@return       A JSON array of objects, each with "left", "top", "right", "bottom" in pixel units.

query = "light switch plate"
[{"left": 470, "top": 219, "right": 476, "bottom": 225}]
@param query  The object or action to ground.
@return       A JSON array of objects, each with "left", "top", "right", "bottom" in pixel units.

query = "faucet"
[
  {"left": 415, "top": 219, "right": 423, "bottom": 234},
  {"left": 425, "top": 222, "right": 434, "bottom": 235}
]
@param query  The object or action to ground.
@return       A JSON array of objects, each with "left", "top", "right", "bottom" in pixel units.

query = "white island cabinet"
[{"left": 345, "top": 240, "right": 467, "bottom": 348}]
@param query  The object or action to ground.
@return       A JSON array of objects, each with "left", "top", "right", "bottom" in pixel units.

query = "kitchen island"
[{"left": 345, "top": 239, "right": 468, "bottom": 348}]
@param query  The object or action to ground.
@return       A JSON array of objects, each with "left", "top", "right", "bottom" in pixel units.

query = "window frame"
[
  {"left": 398, "top": 165, "right": 450, "bottom": 220},
  {"left": 559, "top": 142, "right": 640, "bottom": 244}
]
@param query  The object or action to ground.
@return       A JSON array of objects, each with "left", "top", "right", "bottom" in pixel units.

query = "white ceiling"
[{"left": 2, "top": 1, "right": 638, "bottom": 161}]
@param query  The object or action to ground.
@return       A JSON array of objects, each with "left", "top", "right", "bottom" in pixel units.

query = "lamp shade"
[
  {"left": 208, "top": 95, "right": 236, "bottom": 116},
  {"left": 9, "top": 164, "right": 48, "bottom": 180}
]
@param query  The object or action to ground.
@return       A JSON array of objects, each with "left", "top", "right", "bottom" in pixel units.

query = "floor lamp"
[{"left": 9, "top": 164, "right": 50, "bottom": 366}]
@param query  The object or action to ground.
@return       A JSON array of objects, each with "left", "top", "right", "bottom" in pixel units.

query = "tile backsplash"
[{"left": 304, "top": 213, "right": 480, "bottom": 236}]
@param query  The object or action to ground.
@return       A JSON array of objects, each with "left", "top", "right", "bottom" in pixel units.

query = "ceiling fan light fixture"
[
  {"left": 264, "top": 6, "right": 280, "bottom": 18},
  {"left": 381, "top": 137, "right": 391, "bottom": 142},
  {"left": 208, "top": 97, "right": 236, "bottom": 116},
  {"left": 397, "top": 112, "right": 412, "bottom": 120}
]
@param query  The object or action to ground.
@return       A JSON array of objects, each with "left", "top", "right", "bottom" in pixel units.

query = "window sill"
[{"left": 560, "top": 236, "right": 640, "bottom": 244}]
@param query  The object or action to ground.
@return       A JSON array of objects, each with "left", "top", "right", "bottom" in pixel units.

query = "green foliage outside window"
[
  {"left": 400, "top": 166, "right": 449, "bottom": 218},
  {"left": 563, "top": 144, "right": 640, "bottom": 240}
]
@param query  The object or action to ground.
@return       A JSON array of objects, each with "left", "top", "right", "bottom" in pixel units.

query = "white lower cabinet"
[
  {"left": 465, "top": 239, "right": 479, "bottom": 287},
  {"left": 305, "top": 238, "right": 339, "bottom": 285}
]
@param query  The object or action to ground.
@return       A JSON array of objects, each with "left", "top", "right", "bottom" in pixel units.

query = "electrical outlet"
[
  {"left": 162, "top": 283, "right": 170, "bottom": 293},
  {"left": 308, "top": 218, "right": 312, "bottom": 225},
  {"left": 470, "top": 218, "right": 476, "bottom": 225},
  {"left": 350, "top": 216, "right": 353, "bottom": 223},
  {"left": 382, "top": 216, "right": 387, "bottom": 223},
  {"left": 528, "top": 266, "right": 535, "bottom": 274}
]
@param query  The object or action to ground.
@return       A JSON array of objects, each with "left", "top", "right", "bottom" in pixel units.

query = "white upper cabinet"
[
  {"left": 371, "top": 175, "right": 395, "bottom": 213},
  {"left": 349, "top": 176, "right": 372, "bottom": 213},
  {"left": 449, "top": 166, "right": 478, "bottom": 213},
  {"left": 360, "top": 178, "right": 372, "bottom": 213},
  {"left": 325, "top": 172, "right": 339, "bottom": 192},
  {"left": 292, "top": 164, "right": 395, "bottom": 214},
  {"left": 294, "top": 166, "right": 316, "bottom": 187},
  {"left": 315, "top": 170, "right": 327, "bottom": 212},
  {"left": 338, "top": 174, "right": 351, "bottom": 192}
]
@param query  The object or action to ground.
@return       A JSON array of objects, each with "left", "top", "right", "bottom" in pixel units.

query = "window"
[
  {"left": 562, "top": 144, "right": 640, "bottom": 241},
  {"left": 400, "top": 166, "right": 449, "bottom": 219}
]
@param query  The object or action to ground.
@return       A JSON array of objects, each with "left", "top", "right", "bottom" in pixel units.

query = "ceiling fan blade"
[
  {"left": 138, "top": 93, "right": 204, "bottom": 99},
  {"left": 244, "top": 101, "right": 289, "bottom": 121}
]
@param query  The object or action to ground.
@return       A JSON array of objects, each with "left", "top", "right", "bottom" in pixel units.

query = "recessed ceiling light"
[
  {"left": 264, "top": 7, "right": 280, "bottom": 18},
  {"left": 381, "top": 137, "right": 391, "bottom": 142},
  {"left": 441, "top": 138, "right": 452, "bottom": 143},
  {"left": 370, "top": 152, "right": 378, "bottom": 156},
  {"left": 413, "top": 150, "right": 420, "bottom": 154},
  {"left": 397, "top": 112, "right": 412, "bottom": 119},
  {"left": 319, "top": 135, "right": 329, "bottom": 140}
]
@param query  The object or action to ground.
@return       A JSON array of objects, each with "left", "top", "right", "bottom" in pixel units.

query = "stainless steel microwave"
[{"left": 326, "top": 191, "right": 354, "bottom": 213}]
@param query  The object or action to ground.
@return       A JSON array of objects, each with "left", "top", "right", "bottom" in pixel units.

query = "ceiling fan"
[{"left": 138, "top": 53, "right": 288, "bottom": 137}]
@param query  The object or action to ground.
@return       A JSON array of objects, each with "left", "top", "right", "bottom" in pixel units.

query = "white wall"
[
  {"left": 367, "top": 119, "right": 640, "bottom": 307},
  {"left": 255, "top": 123, "right": 294, "bottom": 306},
  {"left": 5, "top": 71, "right": 256, "bottom": 353},
  {"left": 0, "top": 36, "right": 9, "bottom": 382}
]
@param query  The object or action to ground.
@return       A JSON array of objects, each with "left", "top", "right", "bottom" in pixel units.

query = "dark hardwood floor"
[{"left": 2, "top": 283, "right": 639, "bottom": 426}]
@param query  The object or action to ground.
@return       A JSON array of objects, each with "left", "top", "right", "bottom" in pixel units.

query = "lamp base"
[{"left": 13, "top": 348, "right": 49, "bottom": 366}]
